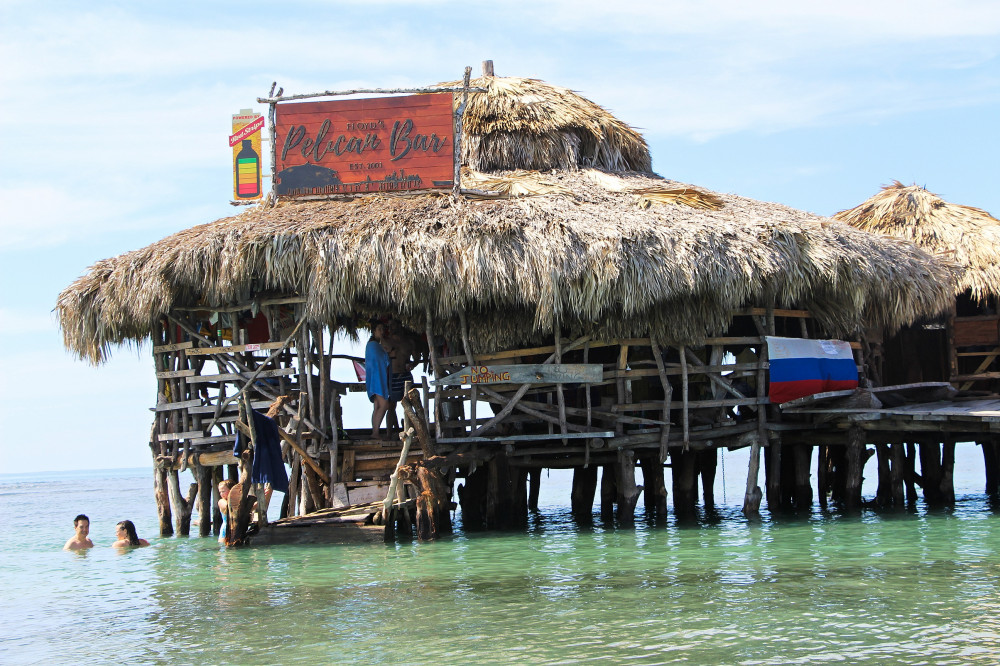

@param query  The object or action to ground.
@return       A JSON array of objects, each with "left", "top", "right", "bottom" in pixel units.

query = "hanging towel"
[
  {"left": 766, "top": 336, "right": 858, "bottom": 404},
  {"left": 234, "top": 409, "right": 290, "bottom": 494}
]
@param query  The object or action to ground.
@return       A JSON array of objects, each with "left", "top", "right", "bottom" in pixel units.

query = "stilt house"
[{"left": 56, "top": 68, "right": 956, "bottom": 540}]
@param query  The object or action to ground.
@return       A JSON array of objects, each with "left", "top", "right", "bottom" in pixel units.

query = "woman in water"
[{"left": 111, "top": 520, "right": 149, "bottom": 548}]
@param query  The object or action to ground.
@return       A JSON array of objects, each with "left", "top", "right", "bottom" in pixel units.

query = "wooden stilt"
[
  {"left": 919, "top": 440, "right": 944, "bottom": 506},
  {"left": 983, "top": 438, "right": 1000, "bottom": 496},
  {"left": 765, "top": 438, "right": 782, "bottom": 511},
  {"left": 889, "top": 442, "right": 905, "bottom": 507},
  {"left": 875, "top": 443, "right": 892, "bottom": 508},
  {"left": 458, "top": 464, "right": 488, "bottom": 531},
  {"left": 671, "top": 448, "right": 698, "bottom": 520},
  {"left": 904, "top": 442, "right": 918, "bottom": 505},
  {"left": 196, "top": 462, "right": 212, "bottom": 537},
  {"left": 941, "top": 437, "right": 956, "bottom": 505},
  {"left": 154, "top": 463, "right": 173, "bottom": 537},
  {"left": 792, "top": 444, "right": 812, "bottom": 511},
  {"left": 486, "top": 452, "right": 515, "bottom": 529},
  {"left": 615, "top": 450, "right": 641, "bottom": 527},
  {"left": 211, "top": 466, "right": 223, "bottom": 534},
  {"left": 845, "top": 425, "right": 865, "bottom": 511},
  {"left": 600, "top": 465, "right": 616, "bottom": 522},
  {"left": 817, "top": 445, "right": 829, "bottom": 511},
  {"left": 639, "top": 455, "right": 668, "bottom": 519},
  {"left": 528, "top": 467, "right": 541, "bottom": 511},
  {"left": 571, "top": 466, "right": 599, "bottom": 520},
  {"left": 166, "top": 469, "right": 195, "bottom": 536},
  {"left": 697, "top": 449, "right": 717, "bottom": 510},
  {"left": 743, "top": 433, "right": 764, "bottom": 516}
]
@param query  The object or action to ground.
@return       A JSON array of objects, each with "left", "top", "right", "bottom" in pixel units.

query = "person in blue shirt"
[{"left": 366, "top": 321, "right": 392, "bottom": 439}]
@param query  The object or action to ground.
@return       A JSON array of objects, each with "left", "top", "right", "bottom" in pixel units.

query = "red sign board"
[{"left": 274, "top": 93, "right": 454, "bottom": 197}]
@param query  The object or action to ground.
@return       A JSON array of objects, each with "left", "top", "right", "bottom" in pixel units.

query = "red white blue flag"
[{"left": 766, "top": 336, "right": 858, "bottom": 404}]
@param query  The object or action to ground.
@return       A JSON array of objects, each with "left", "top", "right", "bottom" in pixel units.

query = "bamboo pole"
[
  {"left": 554, "top": 313, "right": 568, "bottom": 445},
  {"left": 651, "top": 342, "right": 673, "bottom": 463},
  {"left": 679, "top": 344, "right": 690, "bottom": 448},
  {"left": 458, "top": 309, "right": 477, "bottom": 433},
  {"left": 425, "top": 307, "right": 444, "bottom": 440}
]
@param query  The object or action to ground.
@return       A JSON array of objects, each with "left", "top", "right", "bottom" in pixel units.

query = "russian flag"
[{"left": 766, "top": 336, "right": 858, "bottom": 404}]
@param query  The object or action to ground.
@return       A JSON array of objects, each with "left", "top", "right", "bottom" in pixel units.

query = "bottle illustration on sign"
[{"left": 235, "top": 139, "right": 260, "bottom": 198}]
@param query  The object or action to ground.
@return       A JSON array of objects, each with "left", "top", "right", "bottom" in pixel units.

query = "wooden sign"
[
  {"left": 435, "top": 364, "right": 604, "bottom": 386},
  {"left": 231, "top": 110, "right": 264, "bottom": 200},
  {"left": 274, "top": 93, "right": 454, "bottom": 197}
]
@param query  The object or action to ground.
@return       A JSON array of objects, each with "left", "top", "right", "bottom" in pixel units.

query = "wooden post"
[
  {"left": 817, "top": 445, "right": 829, "bottom": 511},
  {"left": 941, "top": 437, "right": 956, "bottom": 505},
  {"left": 600, "top": 465, "right": 616, "bottom": 522},
  {"left": 154, "top": 462, "right": 173, "bottom": 537},
  {"left": 458, "top": 464, "right": 488, "bottom": 531},
  {"left": 166, "top": 469, "right": 195, "bottom": 536},
  {"left": 486, "top": 452, "right": 514, "bottom": 529},
  {"left": 424, "top": 307, "right": 444, "bottom": 440},
  {"left": 983, "top": 438, "right": 1000, "bottom": 496},
  {"left": 679, "top": 344, "right": 690, "bottom": 447},
  {"left": 919, "top": 440, "right": 944, "bottom": 506},
  {"left": 765, "top": 434, "right": 781, "bottom": 511},
  {"left": 639, "top": 455, "right": 668, "bottom": 519},
  {"left": 792, "top": 444, "right": 812, "bottom": 511},
  {"left": 697, "top": 449, "right": 718, "bottom": 510},
  {"left": 196, "top": 462, "right": 212, "bottom": 537},
  {"left": 845, "top": 425, "right": 865, "bottom": 511},
  {"left": 889, "top": 442, "right": 905, "bottom": 507},
  {"left": 528, "top": 467, "right": 541, "bottom": 511},
  {"left": 875, "top": 443, "right": 892, "bottom": 508},
  {"left": 458, "top": 309, "right": 477, "bottom": 435},
  {"left": 651, "top": 342, "right": 673, "bottom": 463},
  {"left": 211, "top": 465, "right": 223, "bottom": 534},
  {"left": 671, "top": 448, "right": 698, "bottom": 521},
  {"left": 904, "top": 442, "right": 918, "bottom": 505},
  {"left": 614, "top": 449, "right": 641, "bottom": 527},
  {"left": 571, "top": 466, "right": 598, "bottom": 520}
]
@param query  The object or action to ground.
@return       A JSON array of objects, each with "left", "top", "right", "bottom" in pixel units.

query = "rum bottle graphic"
[{"left": 235, "top": 139, "right": 261, "bottom": 198}]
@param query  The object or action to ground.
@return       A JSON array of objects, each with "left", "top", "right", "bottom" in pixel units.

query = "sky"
[{"left": 1, "top": 0, "right": 999, "bottom": 474}]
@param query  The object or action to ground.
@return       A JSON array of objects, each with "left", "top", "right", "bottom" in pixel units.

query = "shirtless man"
[
  {"left": 63, "top": 514, "right": 94, "bottom": 550},
  {"left": 385, "top": 319, "right": 423, "bottom": 430}
]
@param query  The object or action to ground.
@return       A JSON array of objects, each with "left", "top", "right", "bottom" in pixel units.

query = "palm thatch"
[
  {"left": 443, "top": 75, "right": 651, "bottom": 173},
  {"left": 834, "top": 182, "right": 1000, "bottom": 301},
  {"left": 58, "top": 166, "right": 957, "bottom": 364},
  {"left": 57, "top": 76, "right": 957, "bottom": 364}
]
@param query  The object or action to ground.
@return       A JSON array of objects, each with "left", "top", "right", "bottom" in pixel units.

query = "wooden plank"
[
  {"left": 739, "top": 308, "right": 812, "bottom": 318},
  {"left": 156, "top": 430, "right": 206, "bottom": 442},
  {"left": 153, "top": 398, "right": 202, "bottom": 412},
  {"left": 188, "top": 434, "right": 238, "bottom": 446},
  {"left": 153, "top": 341, "right": 194, "bottom": 353},
  {"left": 436, "top": 431, "right": 615, "bottom": 444},
  {"left": 435, "top": 363, "right": 603, "bottom": 386},
  {"left": 188, "top": 399, "right": 271, "bottom": 415},
  {"left": 186, "top": 367, "right": 297, "bottom": 384},
  {"left": 156, "top": 369, "right": 196, "bottom": 379},
  {"left": 613, "top": 397, "right": 767, "bottom": 411},
  {"left": 185, "top": 341, "right": 289, "bottom": 356}
]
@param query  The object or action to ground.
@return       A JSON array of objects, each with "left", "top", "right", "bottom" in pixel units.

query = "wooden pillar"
[
  {"left": 903, "top": 442, "right": 918, "bottom": 505},
  {"left": 919, "top": 440, "right": 944, "bottom": 506},
  {"left": 765, "top": 439, "right": 782, "bottom": 511},
  {"left": 486, "top": 452, "right": 515, "bottom": 529},
  {"left": 600, "top": 465, "right": 616, "bottom": 522},
  {"left": 527, "top": 467, "right": 541, "bottom": 511},
  {"left": 671, "top": 448, "right": 698, "bottom": 520},
  {"left": 875, "top": 443, "right": 892, "bottom": 508},
  {"left": 983, "top": 438, "right": 1000, "bottom": 496},
  {"left": 511, "top": 467, "right": 529, "bottom": 528},
  {"left": 154, "top": 463, "right": 173, "bottom": 537},
  {"left": 889, "top": 442, "right": 905, "bottom": 508},
  {"left": 697, "top": 449, "right": 717, "bottom": 510},
  {"left": 211, "top": 466, "right": 223, "bottom": 535},
  {"left": 941, "top": 437, "right": 956, "bottom": 505},
  {"left": 166, "top": 468, "right": 195, "bottom": 536},
  {"left": 571, "top": 465, "right": 599, "bottom": 520},
  {"left": 791, "top": 444, "right": 813, "bottom": 511},
  {"left": 196, "top": 463, "right": 213, "bottom": 537},
  {"left": 458, "top": 464, "right": 488, "bottom": 531},
  {"left": 614, "top": 450, "right": 641, "bottom": 527},
  {"left": 844, "top": 425, "right": 865, "bottom": 511},
  {"left": 743, "top": 434, "right": 764, "bottom": 516},
  {"left": 639, "top": 455, "right": 668, "bottom": 519}
]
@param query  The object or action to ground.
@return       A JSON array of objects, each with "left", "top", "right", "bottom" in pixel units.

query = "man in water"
[{"left": 63, "top": 514, "right": 94, "bottom": 550}]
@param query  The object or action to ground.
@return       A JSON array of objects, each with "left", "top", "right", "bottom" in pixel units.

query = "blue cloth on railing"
[{"left": 234, "top": 409, "right": 289, "bottom": 494}]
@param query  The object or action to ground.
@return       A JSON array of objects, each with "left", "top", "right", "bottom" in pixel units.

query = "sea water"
[{"left": 3, "top": 450, "right": 1000, "bottom": 665}]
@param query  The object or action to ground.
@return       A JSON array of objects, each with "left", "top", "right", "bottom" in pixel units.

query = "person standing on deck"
[
  {"left": 366, "top": 321, "right": 392, "bottom": 439},
  {"left": 63, "top": 514, "right": 94, "bottom": 550},
  {"left": 385, "top": 319, "right": 423, "bottom": 432}
]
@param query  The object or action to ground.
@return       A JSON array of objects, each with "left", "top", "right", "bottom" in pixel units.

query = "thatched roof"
[
  {"left": 444, "top": 75, "right": 651, "bottom": 173},
  {"left": 834, "top": 182, "right": 1000, "bottom": 302},
  {"left": 57, "top": 77, "right": 957, "bottom": 364}
]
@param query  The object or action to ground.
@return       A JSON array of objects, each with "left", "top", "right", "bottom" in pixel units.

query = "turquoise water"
[{"left": 3, "top": 461, "right": 1000, "bottom": 664}]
